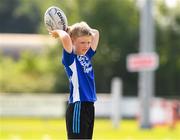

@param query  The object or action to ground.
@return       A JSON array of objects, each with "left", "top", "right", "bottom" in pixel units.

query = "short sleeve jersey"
[{"left": 62, "top": 48, "right": 97, "bottom": 103}]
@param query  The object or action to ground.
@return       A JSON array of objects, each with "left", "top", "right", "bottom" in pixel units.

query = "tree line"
[{"left": 0, "top": 0, "right": 180, "bottom": 98}]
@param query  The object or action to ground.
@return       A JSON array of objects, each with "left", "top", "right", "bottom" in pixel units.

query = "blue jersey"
[{"left": 62, "top": 48, "right": 97, "bottom": 103}]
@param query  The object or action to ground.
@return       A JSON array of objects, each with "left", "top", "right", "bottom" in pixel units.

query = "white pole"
[
  {"left": 138, "top": 0, "right": 155, "bottom": 129},
  {"left": 111, "top": 77, "right": 122, "bottom": 128}
]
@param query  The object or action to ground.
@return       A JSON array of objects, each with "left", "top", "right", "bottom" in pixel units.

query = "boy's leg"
[
  {"left": 81, "top": 102, "right": 95, "bottom": 139},
  {"left": 66, "top": 102, "right": 83, "bottom": 139},
  {"left": 66, "top": 102, "right": 95, "bottom": 139}
]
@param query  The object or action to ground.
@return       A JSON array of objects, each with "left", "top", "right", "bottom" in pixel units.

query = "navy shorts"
[{"left": 66, "top": 101, "right": 95, "bottom": 139}]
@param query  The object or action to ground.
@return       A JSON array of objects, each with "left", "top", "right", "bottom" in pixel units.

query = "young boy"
[{"left": 51, "top": 21, "right": 99, "bottom": 139}]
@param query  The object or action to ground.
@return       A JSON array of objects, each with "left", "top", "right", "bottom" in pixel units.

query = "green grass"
[{"left": 0, "top": 118, "right": 180, "bottom": 140}]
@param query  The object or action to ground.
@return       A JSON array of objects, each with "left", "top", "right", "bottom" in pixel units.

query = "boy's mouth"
[{"left": 82, "top": 48, "right": 88, "bottom": 52}]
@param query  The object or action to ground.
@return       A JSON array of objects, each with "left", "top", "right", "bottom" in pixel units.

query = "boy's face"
[{"left": 72, "top": 35, "right": 92, "bottom": 55}]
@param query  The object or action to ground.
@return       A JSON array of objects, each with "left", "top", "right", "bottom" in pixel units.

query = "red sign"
[{"left": 127, "top": 53, "right": 159, "bottom": 72}]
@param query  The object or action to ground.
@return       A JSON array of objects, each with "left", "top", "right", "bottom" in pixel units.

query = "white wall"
[{"left": 0, "top": 94, "right": 139, "bottom": 118}]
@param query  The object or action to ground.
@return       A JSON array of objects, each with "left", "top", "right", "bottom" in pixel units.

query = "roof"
[{"left": 0, "top": 33, "right": 57, "bottom": 49}]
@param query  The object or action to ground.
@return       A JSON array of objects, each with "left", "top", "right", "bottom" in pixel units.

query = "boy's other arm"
[
  {"left": 51, "top": 30, "right": 73, "bottom": 53},
  {"left": 91, "top": 29, "right": 99, "bottom": 51}
]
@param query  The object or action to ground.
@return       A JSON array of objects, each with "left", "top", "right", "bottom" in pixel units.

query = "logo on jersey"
[{"left": 77, "top": 56, "right": 92, "bottom": 73}]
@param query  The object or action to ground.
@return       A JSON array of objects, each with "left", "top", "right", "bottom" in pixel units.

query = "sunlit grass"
[{"left": 0, "top": 118, "right": 180, "bottom": 140}]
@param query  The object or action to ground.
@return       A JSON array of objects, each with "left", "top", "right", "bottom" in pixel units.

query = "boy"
[{"left": 51, "top": 21, "right": 99, "bottom": 139}]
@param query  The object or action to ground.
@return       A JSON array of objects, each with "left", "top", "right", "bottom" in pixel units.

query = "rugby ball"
[{"left": 44, "top": 6, "right": 68, "bottom": 31}]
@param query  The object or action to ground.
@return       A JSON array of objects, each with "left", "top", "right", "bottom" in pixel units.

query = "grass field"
[{"left": 0, "top": 118, "right": 180, "bottom": 140}]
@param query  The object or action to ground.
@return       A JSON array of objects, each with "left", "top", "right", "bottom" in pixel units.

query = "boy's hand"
[
  {"left": 49, "top": 30, "right": 59, "bottom": 38},
  {"left": 66, "top": 26, "right": 71, "bottom": 34}
]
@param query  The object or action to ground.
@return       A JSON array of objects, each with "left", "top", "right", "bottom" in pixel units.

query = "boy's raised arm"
[
  {"left": 90, "top": 29, "right": 99, "bottom": 51},
  {"left": 51, "top": 29, "right": 73, "bottom": 53}
]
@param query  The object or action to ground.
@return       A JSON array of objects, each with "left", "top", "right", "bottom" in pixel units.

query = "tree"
[
  {"left": 0, "top": 0, "right": 41, "bottom": 33},
  {"left": 155, "top": 2, "right": 180, "bottom": 97}
]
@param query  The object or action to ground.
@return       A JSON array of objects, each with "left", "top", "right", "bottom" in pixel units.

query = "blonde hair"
[{"left": 67, "top": 21, "right": 92, "bottom": 39}]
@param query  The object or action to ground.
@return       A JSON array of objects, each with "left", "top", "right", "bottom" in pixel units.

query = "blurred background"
[{"left": 0, "top": 0, "right": 180, "bottom": 140}]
